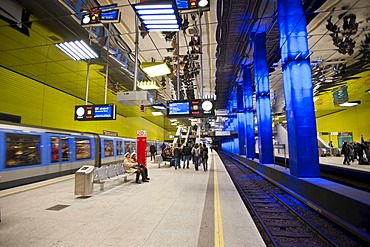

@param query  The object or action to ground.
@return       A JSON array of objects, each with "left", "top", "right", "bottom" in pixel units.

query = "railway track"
[{"left": 219, "top": 153, "right": 367, "bottom": 246}]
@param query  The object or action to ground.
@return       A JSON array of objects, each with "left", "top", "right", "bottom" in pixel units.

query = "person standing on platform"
[
  {"left": 150, "top": 143, "right": 157, "bottom": 162},
  {"left": 173, "top": 143, "right": 181, "bottom": 170},
  {"left": 202, "top": 143, "right": 209, "bottom": 171},
  {"left": 182, "top": 142, "right": 191, "bottom": 169},
  {"left": 341, "top": 142, "right": 350, "bottom": 165},
  {"left": 192, "top": 143, "right": 201, "bottom": 171}
]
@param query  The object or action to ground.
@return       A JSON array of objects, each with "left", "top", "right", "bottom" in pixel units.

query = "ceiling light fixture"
[
  {"left": 137, "top": 80, "right": 160, "bottom": 90},
  {"left": 339, "top": 101, "right": 361, "bottom": 107},
  {"left": 132, "top": 0, "right": 181, "bottom": 32},
  {"left": 56, "top": 40, "right": 99, "bottom": 61},
  {"left": 152, "top": 111, "right": 164, "bottom": 116},
  {"left": 366, "top": 89, "right": 370, "bottom": 93},
  {"left": 142, "top": 62, "right": 171, "bottom": 77},
  {"left": 152, "top": 103, "right": 167, "bottom": 110}
]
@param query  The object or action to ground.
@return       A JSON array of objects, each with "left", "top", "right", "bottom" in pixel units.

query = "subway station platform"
[{"left": 0, "top": 152, "right": 265, "bottom": 247}]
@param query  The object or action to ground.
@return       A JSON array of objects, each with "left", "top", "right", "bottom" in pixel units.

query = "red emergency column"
[{"left": 137, "top": 130, "right": 147, "bottom": 167}]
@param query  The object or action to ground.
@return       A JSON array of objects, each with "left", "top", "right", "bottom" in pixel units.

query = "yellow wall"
[
  {"left": 316, "top": 106, "right": 370, "bottom": 147},
  {"left": 0, "top": 67, "right": 165, "bottom": 141}
]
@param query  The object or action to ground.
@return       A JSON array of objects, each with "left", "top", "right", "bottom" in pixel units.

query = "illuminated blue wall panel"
[
  {"left": 253, "top": 33, "right": 274, "bottom": 164},
  {"left": 278, "top": 0, "right": 320, "bottom": 177},
  {"left": 243, "top": 66, "right": 255, "bottom": 159},
  {"left": 237, "top": 113, "right": 246, "bottom": 155},
  {"left": 237, "top": 84, "right": 246, "bottom": 155}
]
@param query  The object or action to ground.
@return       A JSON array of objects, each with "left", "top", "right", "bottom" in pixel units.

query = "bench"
[
  {"left": 155, "top": 154, "right": 174, "bottom": 168},
  {"left": 93, "top": 163, "right": 136, "bottom": 191}
]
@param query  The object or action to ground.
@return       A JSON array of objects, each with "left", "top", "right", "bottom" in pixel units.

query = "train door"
[
  {"left": 93, "top": 134, "right": 101, "bottom": 167},
  {"left": 49, "top": 135, "right": 62, "bottom": 172},
  {"left": 61, "top": 136, "right": 72, "bottom": 170}
]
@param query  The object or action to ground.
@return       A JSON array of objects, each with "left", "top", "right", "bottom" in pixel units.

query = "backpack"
[
  {"left": 183, "top": 146, "right": 191, "bottom": 155},
  {"left": 174, "top": 147, "right": 181, "bottom": 158}
]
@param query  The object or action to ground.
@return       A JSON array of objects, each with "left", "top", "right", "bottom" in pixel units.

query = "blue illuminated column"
[
  {"left": 237, "top": 84, "right": 246, "bottom": 155},
  {"left": 278, "top": 0, "right": 320, "bottom": 177},
  {"left": 243, "top": 65, "right": 255, "bottom": 159},
  {"left": 253, "top": 32, "right": 274, "bottom": 164}
]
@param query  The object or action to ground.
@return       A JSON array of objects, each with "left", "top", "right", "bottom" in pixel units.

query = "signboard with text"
[
  {"left": 167, "top": 99, "right": 214, "bottom": 118},
  {"left": 137, "top": 130, "right": 147, "bottom": 167},
  {"left": 75, "top": 104, "right": 116, "bottom": 121}
]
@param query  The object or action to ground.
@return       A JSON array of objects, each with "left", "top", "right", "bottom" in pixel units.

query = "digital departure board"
[
  {"left": 75, "top": 104, "right": 116, "bottom": 121},
  {"left": 167, "top": 100, "right": 214, "bottom": 118}
]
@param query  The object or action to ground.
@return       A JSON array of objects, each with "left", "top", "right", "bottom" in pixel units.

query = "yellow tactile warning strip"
[{"left": 214, "top": 154, "right": 225, "bottom": 247}]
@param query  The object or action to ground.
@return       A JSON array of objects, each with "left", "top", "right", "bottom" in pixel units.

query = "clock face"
[
  {"left": 202, "top": 101, "right": 213, "bottom": 111},
  {"left": 82, "top": 15, "right": 91, "bottom": 24},
  {"left": 76, "top": 107, "right": 85, "bottom": 117}
]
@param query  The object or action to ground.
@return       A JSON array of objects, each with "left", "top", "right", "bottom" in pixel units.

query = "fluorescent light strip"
[
  {"left": 339, "top": 102, "right": 359, "bottom": 107},
  {"left": 62, "top": 43, "right": 85, "bottom": 60},
  {"left": 141, "top": 15, "right": 176, "bottom": 20},
  {"left": 152, "top": 112, "right": 164, "bottom": 116},
  {"left": 56, "top": 44, "right": 79, "bottom": 60},
  {"left": 135, "top": 4, "right": 172, "bottom": 10},
  {"left": 147, "top": 28, "right": 179, "bottom": 32},
  {"left": 68, "top": 42, "right": 89, "bottom": 60},
  {"left": 137, "top": 9, "right": 174, "bottom": 15},
  {"left": 78, "top": 41, "right": 99, "bottom": 58},
  {"left": 56, "top": 40, "right": 99, "bottom": 61},
  {"left": 143, "top": 20, "right": 178, "bottom": 24},
  {"left": 146, "top": 24, "right": 179, "bottom": 29}
]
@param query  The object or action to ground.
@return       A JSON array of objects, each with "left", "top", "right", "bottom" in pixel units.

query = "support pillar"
[
  {"left": 237, "top": 84, "right": 246, "bottom": 155},
  {"left": 278, "top": 0, "right": 320, "bottom": 177},
  {"left": 253, "top": 32, "right": 274, "bottom": 164},
  {"left": 243, "top": 66, "right": 255, "bottom": 159}
]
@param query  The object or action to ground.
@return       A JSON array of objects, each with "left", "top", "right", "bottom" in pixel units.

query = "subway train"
[{"left": 0, "top": 122, "right": 139, "bottom": 190}]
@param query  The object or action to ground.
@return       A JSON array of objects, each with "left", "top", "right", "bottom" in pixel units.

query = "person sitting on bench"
[{"left": 123, "top": 152, "right": 148, "bottom": 184}]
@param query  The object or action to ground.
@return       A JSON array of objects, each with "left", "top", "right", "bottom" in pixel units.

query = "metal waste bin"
[{"left": 74, "top": 165, "right": 94, "bottom": 196}]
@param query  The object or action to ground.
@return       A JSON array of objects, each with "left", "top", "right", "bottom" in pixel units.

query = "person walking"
[
  {"left": 192, "top": 143, "right": 201, "bottom": 171},
  {"left": 173, "top": 143, "right": 182, "bottom": 170},
  {"left": 150, "top": 143, "right": 157, "bottom": 161},
  {"left": 182, "top": 142, "right": 191, "bottom": 169},
  {"left": 202, "top": 143, "right": 209, "bottom": 171},
  {"left": 341, "top": 142, "right": 350, "bottom": 165}
]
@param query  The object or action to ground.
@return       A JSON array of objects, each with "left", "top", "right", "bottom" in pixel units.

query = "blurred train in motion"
[{"left": 0, "top": 122, "right": 139, "bottom": 190}]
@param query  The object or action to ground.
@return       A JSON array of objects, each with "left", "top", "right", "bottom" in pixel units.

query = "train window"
[
  {"left": 51, "top": 137, "right": 60, "bottom": 163},
  {"left": 104, "top": 140, "right": 114, "bottom": 157},
  {"left": 62, "top": 138, "right": 69, "bottom": 161},
  {"left": 116, "top": 140, "right": 123, "bottom": 155},
  {"left": 130, "top": 142, "right": 136, "bottom": 153},
  {"left": 75, "top": 138, "right": 91, "bottom": 160},
  {"left": 124, "top": 141, "right": 131, "bottom": 153},
  {"left": 5, "top": 133, "right": 41, "bottom": 168}
]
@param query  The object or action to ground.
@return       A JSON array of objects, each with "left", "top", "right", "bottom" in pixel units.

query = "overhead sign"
[
  {"left": 167, "top": 99, "right": 214, "bottom": 118},
  {"left": 176, "top": 0, "right": 210, "bottom": 11},
  {"left": 75, "top": 104, "right": 116, "bottom": 121},
  {"left": 81, "top": 4, "right": 121, "bottom": 26}
]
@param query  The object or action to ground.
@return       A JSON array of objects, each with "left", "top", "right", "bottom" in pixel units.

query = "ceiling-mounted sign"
[
  {"left": 81, "top": 4, "right": 121, "bottom": 26},
  {"left": 75, "top": 104, "right": 116, "bottom": 121},
  {"left": 167, "top": 99, "right": 214, "bottom": 118},
  {"left": 176, "top": 0, "right": 210, "bottom": 11}
]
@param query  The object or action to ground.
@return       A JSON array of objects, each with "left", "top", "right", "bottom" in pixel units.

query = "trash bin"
[{"left": 74, "top": 165, "right": 94, "bottom": 196}]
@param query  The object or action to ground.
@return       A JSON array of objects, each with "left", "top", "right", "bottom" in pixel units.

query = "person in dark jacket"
[
  {"left": 201, "top": 143, "right": 209, "bottom": 171},
  {"left": 341, "top": 142, "right": 350, "bottom": 165},
  {"left": 173, "top": 143, "right": 182, "bottom": 170},
  {"left": 150, "top": 143, "right": 157, "bottom": 161},
  {"left": 182, "top": 142, "right": 192, "bottom": 169}
]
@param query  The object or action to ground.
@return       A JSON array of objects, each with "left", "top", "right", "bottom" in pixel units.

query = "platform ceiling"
[{"left": 0, "top": 0, "right": 369, "bottom": 134}]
